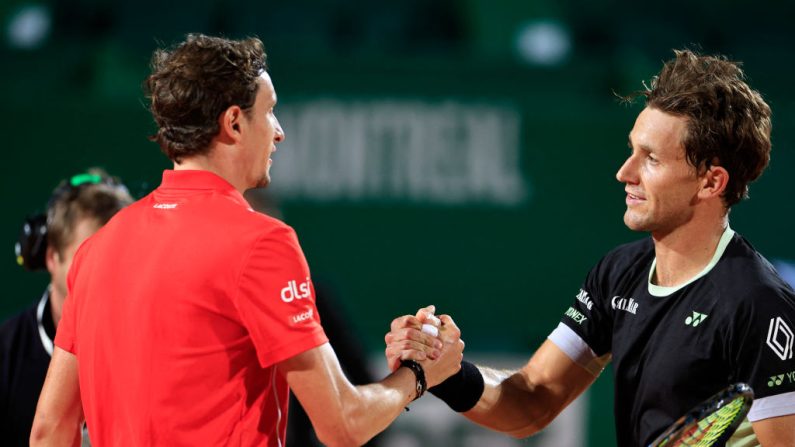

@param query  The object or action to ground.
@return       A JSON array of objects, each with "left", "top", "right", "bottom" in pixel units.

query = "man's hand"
[
  {"left": 384, "top": 305, "right": 442, "bottom": 372},
  {"left": 420, "top": 314, "right": 464, "bottom": 387},
  {"left": 384, "top": 305, "right": 464, "bottom": 387}
]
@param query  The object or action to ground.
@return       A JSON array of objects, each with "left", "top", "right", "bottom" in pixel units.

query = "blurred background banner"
[
  {"left": 270, "top": 100, "right": 526, "bottom": 206},
  {"left": 3, "top": 1, "right": 795, "bottom": 444}
]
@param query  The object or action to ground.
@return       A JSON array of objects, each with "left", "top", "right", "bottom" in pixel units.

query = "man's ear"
[
  {"left": 45, "top": 245, "right": 59, "bottom": 275},
  {"left": 698, "top": 165, "right": 729, "bottom": 200},
  {"left": 217, "top": 105, "right": 245, "bottom": 144}
]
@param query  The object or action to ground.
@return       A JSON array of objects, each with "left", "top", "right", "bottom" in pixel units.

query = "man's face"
[
  {"left": 239, "top": 72, "right": 285, "bottom": 189},
  {"left": 48, "top": 217, "right": 101, "bottom": 301},
  {"left": 616, "top": 107, "right": 704, "bottom": 235}
]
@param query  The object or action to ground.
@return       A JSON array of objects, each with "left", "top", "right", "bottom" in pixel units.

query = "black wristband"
[
  {"left": 428, "top": 360, "right": 484, "bottom": 412},
  {"left": 400, "top": 360, "right": 427, "bottom": 401}
]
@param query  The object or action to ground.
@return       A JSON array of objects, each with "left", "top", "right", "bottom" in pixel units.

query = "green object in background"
[{"left": 69, "top": 173, "right": 103, "bottom": 186}]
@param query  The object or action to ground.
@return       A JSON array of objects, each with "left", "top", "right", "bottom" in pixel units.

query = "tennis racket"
[{"left": 648, "top": 382, "right": 754, "bottom": 447}]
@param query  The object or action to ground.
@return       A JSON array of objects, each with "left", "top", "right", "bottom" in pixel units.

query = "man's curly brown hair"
[
  {"left": 637, "top": 49, "right": 772, "bottom": 207},
  {"left": 145, "top": 34, "right": 267, "bottom": 163}
]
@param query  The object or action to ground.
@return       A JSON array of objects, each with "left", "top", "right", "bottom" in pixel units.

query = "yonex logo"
[
  {"left": 564, "top": 307, "right": 588, "bottom": 325},
  {"left": 685, "top": 311, "right": 708, "bottom": 327},
  {"left": 767, "top": 371, "right": 795, "bottom": 388},
  {"left": 768, "top": 374, "right": 785, "bottom": 388},
  {"left": 766, "top": 317, "right": 794, "bottom": 361}
]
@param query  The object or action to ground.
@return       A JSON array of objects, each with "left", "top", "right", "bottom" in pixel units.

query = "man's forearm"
[
  {"left": 31, "top": 348, "right": 84, "bottom": 447},
  {"left": 461, "top": 342, "right": 598, "bottom": 438},
  {"left": 462, "top": 366, "right": 555, "bottom": 438},
  {"left": 30, "top": 418, "right": 82, "bottom": 447},
  {"left": 284, "top": 344, "right": 424, "bottom": 447},
  {"left": 333, "top": 367, "right": 420, "bottom": 446}
]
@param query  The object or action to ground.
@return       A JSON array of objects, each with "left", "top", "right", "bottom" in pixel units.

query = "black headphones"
[{"left": 15, "top": 172, "right": 125, "bottom": 271}]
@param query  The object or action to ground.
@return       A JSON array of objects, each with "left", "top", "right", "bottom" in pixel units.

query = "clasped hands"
[{"left": 384, "top": 305, "right": 464, "bottom": 388}]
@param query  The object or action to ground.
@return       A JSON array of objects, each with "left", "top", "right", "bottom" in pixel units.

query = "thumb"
[{"left": 415, "top": 304, "right": 436, "bottom": 321}]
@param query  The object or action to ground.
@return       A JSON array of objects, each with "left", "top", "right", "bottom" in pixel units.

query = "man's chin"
[
  {"left": 623, "top": 213, "right": 648, "bottom": 232},
  {"left": 256, "top": 175, "right": 271, "bottom": 189}
]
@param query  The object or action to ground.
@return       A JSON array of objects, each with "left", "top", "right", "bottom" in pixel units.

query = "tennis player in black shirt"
[{"left": 385, "top": 50, "right": 795, "bottom": 446}]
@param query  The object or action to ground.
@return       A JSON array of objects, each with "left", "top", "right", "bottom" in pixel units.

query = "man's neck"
[
  {"left": 175, "top": 147, "right": 246, "bottom": 193},
  {"left": 651, "top": 215, "right": 729, "bottom": 287}
]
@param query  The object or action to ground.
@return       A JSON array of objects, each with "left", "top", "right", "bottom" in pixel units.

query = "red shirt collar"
[{"left": 159, "top": 170, "right": 250, "bottom": 208}]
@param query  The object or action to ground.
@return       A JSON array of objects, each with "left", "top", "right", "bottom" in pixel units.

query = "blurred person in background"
[
  {"left": 387, "top": 49, "right": 795, "bottom": 446},
  {"left": 0, "top": 169, "right": 133, "bottom": 446},
  {"left": 31, "top": 34, "right": 462, "bottom": 447}
]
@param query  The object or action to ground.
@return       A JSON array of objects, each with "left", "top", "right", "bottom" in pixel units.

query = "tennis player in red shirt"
[{"left": 31, "top": 34, "right": 463, "bottom": 447}]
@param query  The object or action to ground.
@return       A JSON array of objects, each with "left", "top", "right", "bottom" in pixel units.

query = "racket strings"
[{"left": 674, "top": 398, "right": 746, "bottom": 446}]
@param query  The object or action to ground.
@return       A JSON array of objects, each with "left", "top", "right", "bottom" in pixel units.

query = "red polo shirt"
[{"left": 55, "top": 170, "right": 328, "bottom": 446}]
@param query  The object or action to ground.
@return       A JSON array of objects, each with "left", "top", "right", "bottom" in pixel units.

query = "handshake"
[{"left": 383, "top": 305, "right": 466, "bottom": 392}]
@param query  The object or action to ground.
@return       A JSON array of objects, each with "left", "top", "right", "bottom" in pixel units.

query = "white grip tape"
[{"left": 421, "top": 324, "right": 439, "bottom": 337}]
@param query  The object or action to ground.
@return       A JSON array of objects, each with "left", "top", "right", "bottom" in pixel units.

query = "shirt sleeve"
[
  {"left": 54, "top": 294, "right": 77, "bottom": 354},
  {"left": 557, "top": 259, "right": 614, "bottom": 358},
  {"left": 233, "top": 224, "right": 328, "bottom": 368},
  {"left": 729, "top": 286, "right": 795, "bottom": 422}
]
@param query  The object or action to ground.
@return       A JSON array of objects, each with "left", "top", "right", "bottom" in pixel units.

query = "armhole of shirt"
[{"left": 548, "top": 322, "right": 611, "bottom": 376}]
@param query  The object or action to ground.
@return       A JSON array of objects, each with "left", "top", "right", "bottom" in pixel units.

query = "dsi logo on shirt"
[{"left": 281, "top": 278, "right": 312, "bottom": 303}]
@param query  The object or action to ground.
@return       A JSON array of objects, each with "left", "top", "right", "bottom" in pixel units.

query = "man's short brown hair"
[
  {"left": 639, "top": 49, "right": 772, "bottom": 207},
  {"left": 145, "top": 34, "right": 267, "bottom": 163}
]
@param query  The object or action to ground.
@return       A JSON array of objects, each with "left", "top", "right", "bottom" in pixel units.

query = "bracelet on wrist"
[{"left": 400, "top": 359, "right": 427, "bottom": 402}]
